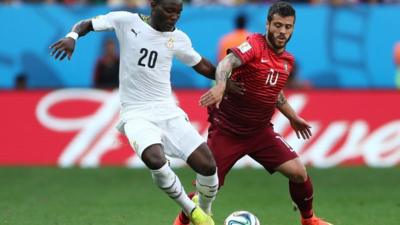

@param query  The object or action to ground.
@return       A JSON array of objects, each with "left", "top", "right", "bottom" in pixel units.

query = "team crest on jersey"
[
  {"left": 284, "top": 61, "right": 288, "bottom": 71},
  {"left": 238, "top": 41, "right": 251, "bottom": 53},
  {"left": 166, "top": 38, "right": 174, "bottom": 49}
]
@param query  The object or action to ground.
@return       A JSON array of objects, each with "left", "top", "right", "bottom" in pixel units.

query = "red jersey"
[{"left": 209, "top": 33, "right": 295, "bottom": 137}]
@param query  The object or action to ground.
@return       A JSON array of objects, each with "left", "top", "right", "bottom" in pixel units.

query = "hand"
[
  {"left": 226, "top": 79, "right": 245, "bottom": 95},
  {"left": 289, "top": 116, "right": 312, "bottom": 140},
  {"left": 199, "top": 84, "right": 225, "bottom": 108},
  {"left": 49, "top": 37, "right": 76, "bottom": 60}
]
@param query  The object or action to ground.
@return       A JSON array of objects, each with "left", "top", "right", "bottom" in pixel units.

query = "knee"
[
  {"left": 141, "top": 145, "right": 167, "bottom": 170},
  {"left": 146, "top": 157, "right": 166, "bottom": 170},
  {"left": 198, "top": 159, "right": 217, "bottom": 176},
  {"left": 188, "top": 144, "right": 217, "bottom": 176},
  {"left": 288, "top": 166, "right": 308, "bottom": 183},
  {"left": 200, "top": 145, "right": 217, "bottom": 175}
]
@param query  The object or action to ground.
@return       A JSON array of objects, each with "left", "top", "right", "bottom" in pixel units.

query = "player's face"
[
  {"left": 151, "top": 0, "right": 183, "bottom": 32},
  {"left": 266, "top": 14, "right": 294, "bottom": 51}
]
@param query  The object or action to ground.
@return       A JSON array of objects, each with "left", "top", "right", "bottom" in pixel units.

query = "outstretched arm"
[
  {"left": 199, "top": 53, "right": 242, "bottom": 107},
  {"left": 276, "top": 90, "right": 312, "bottom": 139},
  {"left": 193, "top": 57, "right": 245, "bottom": 95},
  {"left": 215, "top": 53, "right": 242, "bottom": 88},
  {"left": 49, "top": 19, "right": 94, "bottom": 60},
  {"left": 192, "top": 57, "right": 216, "bottom": 80}
]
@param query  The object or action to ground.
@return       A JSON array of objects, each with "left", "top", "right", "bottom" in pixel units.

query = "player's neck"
[
  {"left": 142, "top": 15, "right": 174, "bottom": 32},
  {"left": 141, "top": 15, "right": 159, "bottom": 31}
]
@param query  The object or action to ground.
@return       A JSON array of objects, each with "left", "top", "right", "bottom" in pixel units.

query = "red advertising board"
[{"left": 1, "top": 89, "right": 399, "bottom": 167}]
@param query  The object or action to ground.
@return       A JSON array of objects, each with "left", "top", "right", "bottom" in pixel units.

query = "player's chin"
[
  {"left": 275, "top": 39, "right": 286, "bottom": 46},
  {"left": 274, "top": 41, "right": 286, "bottom": 49}
]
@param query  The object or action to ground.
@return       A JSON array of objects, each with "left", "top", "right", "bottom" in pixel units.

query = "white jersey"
[{"left": 92, "top": 12, "right": 202, "bottom": 121}]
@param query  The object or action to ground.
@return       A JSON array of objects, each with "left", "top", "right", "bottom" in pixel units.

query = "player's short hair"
[
  {"left": 152, "top": 0, "right": 181, "bottom": 4},
  {"left": 267, "top": 1, "right": 296, "bottom": 23},
  {"left": 152, "top": 0, "right": 163, "bottom": 4}
]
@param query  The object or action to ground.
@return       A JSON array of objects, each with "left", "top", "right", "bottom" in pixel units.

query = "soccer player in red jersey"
[{"left": 174, "top": 1, "right": 333, "bottom": 225}]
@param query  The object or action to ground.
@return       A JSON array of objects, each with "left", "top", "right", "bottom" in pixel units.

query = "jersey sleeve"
[
  {"left": 228, "top": 35, "right": 258, "bottom": 64},
  {"left": 174, "top": 32, "right": 202, "bottom": 67},
  {"left": 92, "top": 11, "right": 131, "bottom": 31}
]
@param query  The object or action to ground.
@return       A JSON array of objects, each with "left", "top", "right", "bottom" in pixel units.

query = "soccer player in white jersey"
[{"left": 49, "top": 0, "right": 218, "bottom": 225}]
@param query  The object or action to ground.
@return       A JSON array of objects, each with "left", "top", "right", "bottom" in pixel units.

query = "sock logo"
[{"left": 304, "top": 195, "right": 313, "bottom": 201}]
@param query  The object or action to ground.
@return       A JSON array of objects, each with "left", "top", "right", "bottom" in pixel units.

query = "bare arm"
[
  {"left": 199, "top": 53, "right": 242, "bottom": 107},
  {"left": 49, "top": 19, "right": 94, "bottom": 60},
  {"left": 71, "top": 19, "right": 94, "bottom": 37},
  {"left": 193, "top": 53, "right": 242, "bottom": 81},
  {"left": 276, "top": 90, "right": 294, "bottom": 119},
  {"left": 215, "top": 52, "right": 242, "bottom": 88},
  {"left": 192, "top": 57, "right": 216, "bottom": 80},
  {"left": 276, "top": 90, "right": 312, "bottom": 139},
  {"left": 193, "top": 56, "right": 245, "bottom": 95}
]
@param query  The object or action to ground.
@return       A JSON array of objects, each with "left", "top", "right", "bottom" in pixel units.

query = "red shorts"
[{"left": 207, "top": 125, "right": 298, "bottom": 187}]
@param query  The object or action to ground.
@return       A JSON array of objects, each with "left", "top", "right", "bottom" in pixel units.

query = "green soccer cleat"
[
  {"left": 192, "top": 194, "right": 199, "bottom": 205},
  {"left": 192, "top": 193, "right": 213, "bottom": 216}
]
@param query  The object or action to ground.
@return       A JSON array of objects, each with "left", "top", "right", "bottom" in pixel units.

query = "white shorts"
[{"left": 122, "top": 116, "right": 205, "bottom": 161}]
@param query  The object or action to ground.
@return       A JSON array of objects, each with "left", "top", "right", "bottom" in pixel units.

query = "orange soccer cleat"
[
  {"left": 301, "top": 215, "right": 333, "bottom": 225},
  {"left": 173, "top": 212, "right": 190, "bottom": 225}
]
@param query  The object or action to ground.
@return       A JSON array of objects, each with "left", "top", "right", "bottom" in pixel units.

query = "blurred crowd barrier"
[
  {"left": 1, "top": 89, "right": 399, "bottom": 167},
  {"left": 0, "top": 4, "right": 399, "bottom": 89}
]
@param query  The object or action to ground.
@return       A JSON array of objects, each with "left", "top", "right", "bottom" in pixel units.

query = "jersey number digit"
[
  {"left": 266, "top": 69, "right": 279, "bottom": 86},
  {"left": 138, "top": 48, "right": 158, "bottom": 68}
]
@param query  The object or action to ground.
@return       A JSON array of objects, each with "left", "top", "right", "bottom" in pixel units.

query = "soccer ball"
[{"left": 224, "top": 210, "right": 260, "bottom": 225}]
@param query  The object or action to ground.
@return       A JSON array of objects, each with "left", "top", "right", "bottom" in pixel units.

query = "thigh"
[
  {"left": 123, "top": 119, "right": 163, "bottom": 158},
  {"left": 207, "top": 130, "right": 248, "bottom": 187},
  {"left": 248, "top": 127, "right": 298, "bottom": 174},
  {"left": 160, "top": 116, "right": 206, "bottom": 161}
]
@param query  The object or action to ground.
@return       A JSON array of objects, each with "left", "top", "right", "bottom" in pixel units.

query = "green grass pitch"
[{"left": 0, "top": 167, "right": 398, "bottom": 225}]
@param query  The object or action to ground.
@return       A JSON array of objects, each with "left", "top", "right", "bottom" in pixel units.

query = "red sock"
[
  {"left": 289, "top": 176, "right": 314, "bottom": 219},
  {"left": 179, "top": 211, "right": 190, "bottom": 224},
  {"left": 187, "top": 192, "right": 196, "bottom": 199},
  {"left": 179, "top": 192, "right": 196, "bottom": 223}
]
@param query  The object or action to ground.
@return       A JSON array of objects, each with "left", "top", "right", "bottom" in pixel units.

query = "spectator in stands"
[
  {"left": 217, "top": 13, "right": 250, "bottom": 62},
  {"left": 15, "top": 73, "right": 27, "bottom": 90},
  {"left": 93, "top": 38, "right": 119, "bottom": 89},
  {"left": 61, "top": 0, "right": 88, "bottom": 5},
  {"left": 190, "top": 0, "right": 237, "bottom": 5},
  {"left": 0, "top": 0, "right": 19, "bottom": 4},
  {"left": 107, "top": 0, "right": 148, "bottom": 8},
  {"left": 310, "top": 0, "right": 382, "bottom": 4}
]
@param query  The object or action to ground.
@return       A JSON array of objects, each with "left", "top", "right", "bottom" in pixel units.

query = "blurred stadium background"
[{"left": 1, "top": 1, "right": 399, "bottom": 225}]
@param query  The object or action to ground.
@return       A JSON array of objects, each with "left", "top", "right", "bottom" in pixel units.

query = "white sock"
[
  {"left": 151, "top": 163, "right": 195, "bottom": 215},
  {"left": 196, "top": 171, "right": 218, "bottom": 214}
]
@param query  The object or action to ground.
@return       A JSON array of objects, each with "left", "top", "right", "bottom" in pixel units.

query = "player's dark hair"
[
  {"left": 152, "top": 0, "right": 181, "bottom": 4},
  {"left": 267, "top": 1, "right": 296, "bottom": 23}
]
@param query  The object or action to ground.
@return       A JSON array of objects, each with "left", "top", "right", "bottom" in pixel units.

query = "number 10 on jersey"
[{"left": 266, "top": 68, "right": 279, "bottom": 86}]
